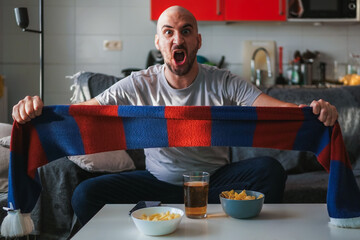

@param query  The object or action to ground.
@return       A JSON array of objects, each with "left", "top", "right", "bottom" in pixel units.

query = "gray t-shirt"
[{"left": 96, "top": 64, "right": 262, "bottom": 185}]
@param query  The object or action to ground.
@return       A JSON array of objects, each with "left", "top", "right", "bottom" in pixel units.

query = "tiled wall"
[{"left": 1, "top": 0, "right": 360, "bottom": 123}]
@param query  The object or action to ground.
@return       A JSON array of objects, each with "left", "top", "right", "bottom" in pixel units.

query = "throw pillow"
[
  {"left": 67, "top": 150, "right": 136, "bottom": 173},
  {"left": 0, "top": 136, "right": 10, "bottom": 148},
  {"left": 1, "top": 135, "right": 136, "bottom": 173}
]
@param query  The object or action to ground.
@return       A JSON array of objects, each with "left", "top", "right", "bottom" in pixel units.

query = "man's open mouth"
[{"left": 173, "top": 50, "right": 186, "bottom": 65}]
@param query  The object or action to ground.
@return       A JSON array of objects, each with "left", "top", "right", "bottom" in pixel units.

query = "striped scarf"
[{"left": 2, "top": 105, "right": 360, "bottom": 237}]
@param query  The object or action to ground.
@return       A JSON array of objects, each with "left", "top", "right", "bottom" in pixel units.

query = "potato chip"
[
  {"left": 221, "top": 189, "right": 263, "bottom": 200},
  {"left": 139, "top": 211, "right": 181, "bottom": 221}
]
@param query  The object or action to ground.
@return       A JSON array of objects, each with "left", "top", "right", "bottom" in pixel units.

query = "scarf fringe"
[
  {"left": 0, "top": 209, "right": 34, "bottom": 237},
  {"left": 329, "top": 216, "right": 360, "bottom": 228}
]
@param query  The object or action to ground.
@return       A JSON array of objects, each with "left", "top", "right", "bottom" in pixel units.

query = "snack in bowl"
[
  {"left": 131, "top": 206, "right": 184, "bottom": 236},
  {"left": 221, "top": 189, "right": 264, "bottom": 200},
  {"left": 139, "top": 211, "right": 181, "bottom": 221},
  {"left": 219, "top": 190, "right": 265, "bottom": 219}
]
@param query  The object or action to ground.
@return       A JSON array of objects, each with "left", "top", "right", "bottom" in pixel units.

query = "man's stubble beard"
[{"left": 164, "top": 46, "right": 199, "bottom": 77}]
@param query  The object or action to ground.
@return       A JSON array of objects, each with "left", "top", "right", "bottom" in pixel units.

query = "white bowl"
[{"left": 131, "top": 206, "right": 184, "bottom": 236}]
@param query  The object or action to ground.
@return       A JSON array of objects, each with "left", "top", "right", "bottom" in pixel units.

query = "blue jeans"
[{"left": 71, "top": 156, "right": 286, "bottom": 225}]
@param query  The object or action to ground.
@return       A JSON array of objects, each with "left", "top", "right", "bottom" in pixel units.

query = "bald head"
[
  {"left": 154, "top": 6, "right": 201, "bottom": 80},
  {"left": 156, "top": 6, "right": 198, "bottom": 34}
]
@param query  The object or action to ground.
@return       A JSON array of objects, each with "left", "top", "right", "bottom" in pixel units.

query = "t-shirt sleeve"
[
  {"left": 223, "top": 73, "right": 262, "bottom": 106},
  {"left": 95, "top": 76, "right": 135, "bottom": 106}
]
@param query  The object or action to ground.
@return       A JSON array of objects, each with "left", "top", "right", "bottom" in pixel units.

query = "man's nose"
[{"left": 173, "top": 32, "right": 184, "bottom": 45}]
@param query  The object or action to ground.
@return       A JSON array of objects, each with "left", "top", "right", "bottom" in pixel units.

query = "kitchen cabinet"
[
  {"left": 225, "top": 0, "right": 286, "bottom": 21},
  {"left": 151, "top": 0, "right": 286, "bottom": 21},
  {"left": 151, "top": 0, "right": 224, "bottom": 21}
]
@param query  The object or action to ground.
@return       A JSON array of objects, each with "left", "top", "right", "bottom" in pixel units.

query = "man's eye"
[
  {"left": 182, "top": 29, "right": 190, "bottom": 35},
  {"left": 165, "top": 30, "right": 172, "bottom": 35}
]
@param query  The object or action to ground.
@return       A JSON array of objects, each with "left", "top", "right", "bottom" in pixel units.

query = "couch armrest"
[{"left": 0, "top": 123, "right": 11, "bottom": 138}]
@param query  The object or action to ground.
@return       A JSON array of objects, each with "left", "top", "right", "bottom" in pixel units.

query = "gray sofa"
[
  {"left": 0, "top": 71, "right": 359, "bottom": 239},
  {"left": 234, "top": 85, "right": 360, "bottom": 203}
]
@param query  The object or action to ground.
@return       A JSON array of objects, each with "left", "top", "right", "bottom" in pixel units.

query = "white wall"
[{"left": 1, "top": 0, "right": 360, "bottom": 123}]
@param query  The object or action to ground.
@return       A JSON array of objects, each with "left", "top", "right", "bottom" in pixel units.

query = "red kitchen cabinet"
[
  {"left": 224, "top": 0, "right": 286, "bottom": 21},
  {"left": 151, "top": 0, "right": 286, "bottom": 22},
  {"left": 151, "top": 0, "right": 225, "bottom": 21}
]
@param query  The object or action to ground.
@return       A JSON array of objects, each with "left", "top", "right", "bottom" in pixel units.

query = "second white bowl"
[{"left": 131, "top": 206, "right": 184, "bottom": 236}]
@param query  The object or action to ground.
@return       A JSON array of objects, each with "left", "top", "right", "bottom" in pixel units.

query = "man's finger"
[
  {"left": 18, "top": 102, "right": 31, "bottom": 123},
  {"left": 24, "top": 98, "right": 35, "bottom": 119},
  {"left": 33, "top": 96, "right": 43, "bottom": 116},
  {"left": 310, "top": 100, "right": 321, "bottom": 115},
  {"left": 12, "top": 105, "right": 22, "bottom": 123},
  {"left": 328, "top": 105, "right": 338, "bottom": 126}
]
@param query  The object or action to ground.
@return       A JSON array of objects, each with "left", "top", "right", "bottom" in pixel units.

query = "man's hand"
[
  {"left": 300, "top": 99, "right": 338, "bottom": 126},
  {"left": 12, "top": 96, "right": 43, "bottom": 124}
]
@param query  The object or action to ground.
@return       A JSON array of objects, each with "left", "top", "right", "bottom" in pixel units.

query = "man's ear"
[
  {"left": 197, "top": 33, "right": 202, "bottom": 50},
  {"left": 155, "top": 34, "right": 160, "bottom": 50}
]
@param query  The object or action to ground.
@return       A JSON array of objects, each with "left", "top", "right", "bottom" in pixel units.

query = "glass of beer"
[{"left": 183, "top": 171, "right": 210, "bottom": 219}]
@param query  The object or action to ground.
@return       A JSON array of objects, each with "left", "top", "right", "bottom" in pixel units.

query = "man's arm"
[
  {"left": 252, "top": 93, "right": 297, "bottom": 107},
  {"left": 74, "top": 98, "right": 100, "bottom": 106},
  {"left": 252, "top": 93, "right": 338, "bottom": 126},
  {"left": 12, "top": 96, "right": 100, "bottom": 124}
]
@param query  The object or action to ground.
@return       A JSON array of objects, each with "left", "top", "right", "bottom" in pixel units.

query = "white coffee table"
[{"left": 72, "top": 204, "right": 359, "bottom": 240}]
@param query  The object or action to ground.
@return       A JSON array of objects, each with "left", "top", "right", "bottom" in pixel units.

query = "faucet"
[{"left": 250, "top": 47, "right": 272, "bottom": 86}]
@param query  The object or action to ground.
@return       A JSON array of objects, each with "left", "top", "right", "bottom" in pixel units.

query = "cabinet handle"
[
  {"left": 279, "top": 0, "right": 284, "bottom": 15},
  {"left": 216, "top": 0, "right": 221, "bottom": 15}
]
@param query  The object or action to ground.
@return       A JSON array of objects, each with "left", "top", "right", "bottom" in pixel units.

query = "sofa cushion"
[
  {"left": 231, "top": 147, "right": 324, "bottom": 173},
  {"left": 0, "top": 123, "right": 11, "bottom": 138},
  {"left": 0, "top": 145, "right": 9, "bottom": 192},
  {"left": 0, "top": 123, "right": 12, "bottom": 193},
  {"left": 67, "top": 150, "right": 135, "bottom": 173},
  {"left": 283, "top": 171, "right": 329, "bottom": 203}
]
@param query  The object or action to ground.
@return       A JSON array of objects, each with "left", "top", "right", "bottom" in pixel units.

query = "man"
[{"left": 12, "top": 6, "right": 338, "bottom": 225}]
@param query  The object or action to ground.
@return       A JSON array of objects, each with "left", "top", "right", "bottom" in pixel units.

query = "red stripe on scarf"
[
  {"left": 11, "top": 123, "right": 48, "bottom": 179},
  {"left": 331, "top": 123, "right": 352, "bottom": 169},
  {"left": 165, "top": 106, "right": 212, "bottom": 147},
  {"left": 10, "top": 123, "right": 26, "bottom": 154},
  {"left": 27, "top": 126, "right": 48, "bottom": 178},
  {"left": 69, "top": 105, "right": 127, "bottom": 153},
  {"left": 253, "top": 107, "right": 304, "bottom": 149}
]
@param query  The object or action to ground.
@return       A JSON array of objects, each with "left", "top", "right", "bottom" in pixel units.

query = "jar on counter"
[{"left": 301, "top": 62, "right": 313, "bottom": 85}]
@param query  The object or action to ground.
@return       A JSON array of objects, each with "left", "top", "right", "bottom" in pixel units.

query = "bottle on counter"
[
  {"left": 319, "top": 62, "right": 326, "bottom": 85},
  {"left": 275, "top": 46, "right": 287, "bottom": 85},
  {"left": 291, "top": 59, "right": 303, "bottom": 85}
]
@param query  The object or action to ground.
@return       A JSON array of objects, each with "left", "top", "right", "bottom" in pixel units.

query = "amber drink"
[{"left": 183, "top": 171, "right": 209, "bottom": 219}]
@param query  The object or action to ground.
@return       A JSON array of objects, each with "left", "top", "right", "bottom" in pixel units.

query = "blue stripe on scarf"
[
  {"left": 327, "top": 160, "right": 360, "bottom": 218},
  {"left": 32, "top": 106, "right": 85, "bottom": 159},
  {"left": 8, "top": 152, "right": 41, "bottom": 212},
  {"left": 119, "top": 106, "right": 169, "bottom": 149},
  {"left": 211, "top": 107, "right": 257, "bottom": 146},
  {"left": 293, "top": 108, "right": 330, "bottom": 154}
]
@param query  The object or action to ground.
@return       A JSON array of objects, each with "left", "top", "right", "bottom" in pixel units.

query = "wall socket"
[{"left": 103, "top": 40, "right": 122, "bottom": 51}]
